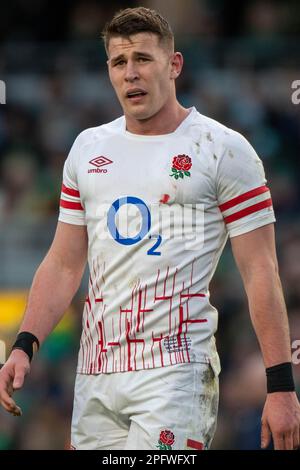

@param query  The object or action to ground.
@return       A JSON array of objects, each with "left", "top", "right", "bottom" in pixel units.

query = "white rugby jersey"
[{"left": 59, "top": 107, "right": 275, "bottom": 374}]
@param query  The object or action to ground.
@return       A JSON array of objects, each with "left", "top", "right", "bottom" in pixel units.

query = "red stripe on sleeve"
[
  {"left": 186, "top": 439, "right": 204, "bottom": 450},
  {"left": 219, "top": 185, "right": 269, "bottom": 212},
  {"left": 224, "top": 198, "right": 273, "bottom": 224},
  {"left": 60, "top": 199, "right": 84, "bottom": 210},
  {"left": 61, "top": 184, "right": 81, "bottom": 198}
]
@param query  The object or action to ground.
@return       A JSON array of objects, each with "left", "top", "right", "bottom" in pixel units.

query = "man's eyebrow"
[
  {"left": 110, "top": 53, "right": 126, "bottom": 64},
  {"left": 133, "top": 51, "right": 154, "bottom": 59},
  {"left": 110, "top": 51, "right": 154, "bottom": 63}
]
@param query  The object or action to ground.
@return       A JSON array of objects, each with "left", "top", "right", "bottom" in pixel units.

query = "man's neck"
[{"left": 125, "top": 102, "right": 190, "bottom": 136}]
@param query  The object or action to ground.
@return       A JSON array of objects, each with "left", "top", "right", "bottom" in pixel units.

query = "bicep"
[
  {"left": 230, "top": 223, "right": 278, "bottom": 284},
  {"left": 46, "top": 221, "right": 88, "bottom": 275}
]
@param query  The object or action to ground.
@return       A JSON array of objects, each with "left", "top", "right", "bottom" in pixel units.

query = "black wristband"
[
  {"left": 266, "top": 362, "right": 295, "bottom": 393},
  {"left": 11, "top": 331, "right": 40, "bottom": 362}
]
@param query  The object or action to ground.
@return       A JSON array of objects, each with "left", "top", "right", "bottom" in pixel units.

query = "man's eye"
[
  {"left": 114, "top": 60, "right": 125, "bottom": 66},
  {"left": 138, "top": 57, "right": 149, "bottom": 62}
]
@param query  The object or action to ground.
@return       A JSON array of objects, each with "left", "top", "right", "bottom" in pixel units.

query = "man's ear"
[
  {"left": 170, "top": 52, "right": 183, "bottom": 80},
  {"left": 170, "top": 52, "right": 184, "bottom": 79}
]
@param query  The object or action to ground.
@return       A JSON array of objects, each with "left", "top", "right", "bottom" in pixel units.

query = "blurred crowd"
[{"left": 0, "top": 0, "right": 300, "bottom": 450}]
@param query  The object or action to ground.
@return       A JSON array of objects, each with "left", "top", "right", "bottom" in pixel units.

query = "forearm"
[
  {"left": 245, "top": 264, "right": 291, "bottom": 367},
  {"left": 19, "top": 251, "right": 84, "bottom": 344}
]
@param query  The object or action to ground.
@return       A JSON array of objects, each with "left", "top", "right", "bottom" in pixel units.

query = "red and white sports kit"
[{"left": 59, "top": 108, "right": 275, "bottom": 450}]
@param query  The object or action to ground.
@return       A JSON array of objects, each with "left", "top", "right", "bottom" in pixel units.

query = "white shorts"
[{"left": 71, "top": 362, "right": 219, "bottom": 450}]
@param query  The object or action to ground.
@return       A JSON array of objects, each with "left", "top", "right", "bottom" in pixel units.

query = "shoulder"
[
  {"left": 189, "top": 110, "right": 228, "bottom": 140},
  {"left": 191, "top": 110, "right": 253, "bottom": 153},
  {"left": 72, "top": 116, "right": 125, "bottom": 149}
]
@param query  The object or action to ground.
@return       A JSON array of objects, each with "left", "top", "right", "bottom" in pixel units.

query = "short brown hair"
[{"left": 102, "top": 7, "right": 174, "bottom": 54}]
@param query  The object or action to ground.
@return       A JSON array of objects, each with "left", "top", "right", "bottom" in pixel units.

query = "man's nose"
[{"left": 124, "top": 61, "right": 139, "bottom": 82}]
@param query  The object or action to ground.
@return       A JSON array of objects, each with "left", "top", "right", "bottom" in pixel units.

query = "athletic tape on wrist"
[
  {"left": 11, "top": 331, "right": 40, "bottom": 362},
  {"left": 266, "top": 362, "right": 295, "bottom": 393}
]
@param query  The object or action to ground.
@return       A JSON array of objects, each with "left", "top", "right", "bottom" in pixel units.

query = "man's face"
[{"left": 107, "top": 33, "right": 175, "bottom": 121}]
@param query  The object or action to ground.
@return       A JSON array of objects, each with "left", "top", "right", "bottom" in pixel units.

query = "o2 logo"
[{"left": 107, "top": 196, "right": 162, "bottom": 256}]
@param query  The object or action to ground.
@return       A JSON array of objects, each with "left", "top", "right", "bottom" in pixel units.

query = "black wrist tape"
[
  {"left": 266, "top": 362, "right": 295, "bottom": 393},
  {"left": 11, "top": 331, "right": 40, "bottom": 362}
]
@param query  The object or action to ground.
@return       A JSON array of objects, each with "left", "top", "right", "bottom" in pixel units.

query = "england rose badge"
[{"left": 170, "top": 154, "right": 192, "bottom": 179}]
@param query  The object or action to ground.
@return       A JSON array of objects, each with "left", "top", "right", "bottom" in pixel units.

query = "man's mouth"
[{"left": 126, "top": 89, "right": 147, "bottom": 100}]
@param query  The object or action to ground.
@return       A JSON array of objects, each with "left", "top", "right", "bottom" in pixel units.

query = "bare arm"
[
  {"left": 231, "top": 223, "right": 290, "bottom": 367},
  {"left": 0, "top": 221, "right": 88, "bottom": 415},
  {"left": 231, "top": 223, "right": 300, "bottom": 450},
  {"left": 19, "top": 221, "right": 88, "bottom": 343}
]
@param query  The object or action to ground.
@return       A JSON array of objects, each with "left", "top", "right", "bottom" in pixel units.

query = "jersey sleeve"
[
  {"left": 58, "top": 135, "right": 86, "bottom": 226},
  {"left": 216, "top": 131, "right": 275, "bottom": 238}
]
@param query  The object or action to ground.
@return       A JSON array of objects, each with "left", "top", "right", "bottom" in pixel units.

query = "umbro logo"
[
  {"left": 88, "top": 156, "right": 113, "bottom": 174},
  {"left": 90, "top": 156, "right": 113, "bottom": 167}
]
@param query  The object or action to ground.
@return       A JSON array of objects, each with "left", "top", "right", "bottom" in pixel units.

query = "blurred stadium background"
[{"left": 0, "top": 0, "right": 300, "bottom": 450}]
